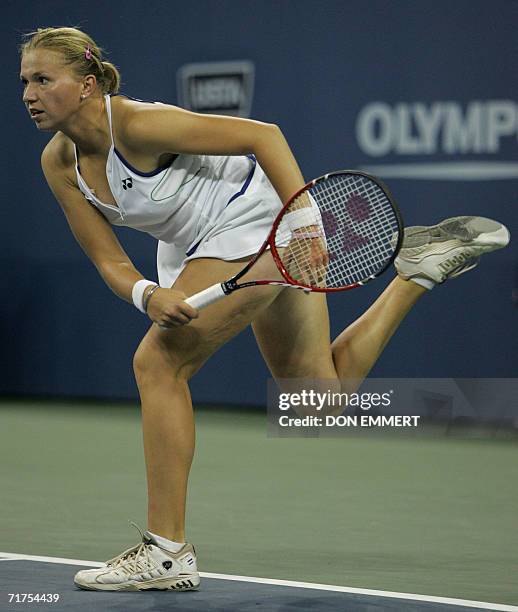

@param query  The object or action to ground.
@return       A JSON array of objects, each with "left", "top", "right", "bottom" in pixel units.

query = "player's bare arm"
[
  {"left": 40, "top": 135, "right": 197, "bottom": 327},
  {"left": 121, "top": 101, "right": 306, "bottom": 204}
]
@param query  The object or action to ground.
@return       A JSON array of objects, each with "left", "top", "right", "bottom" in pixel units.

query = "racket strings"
[{"left": 274, "top": 174, "right": 401, "bottom": 289}]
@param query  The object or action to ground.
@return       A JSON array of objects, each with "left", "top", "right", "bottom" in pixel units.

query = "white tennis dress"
[{"left": 74, "top": 94, "right": 282, "bottom": 287}]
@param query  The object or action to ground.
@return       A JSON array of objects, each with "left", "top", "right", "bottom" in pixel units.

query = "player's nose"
[{"left": 23, "top": 83, "right": 37, "bottom": 104}]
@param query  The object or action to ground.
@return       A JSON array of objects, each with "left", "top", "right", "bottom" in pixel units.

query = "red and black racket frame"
[{"left": 218, "top": 170, "right": 405, "bottom": 296}]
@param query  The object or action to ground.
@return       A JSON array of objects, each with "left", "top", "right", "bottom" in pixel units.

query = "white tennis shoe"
[
  {"left": 74, "top": 525, "right": 200, "bottom": 591},
  {"left": 395, "top": 216, "right": 509, "bottom": 288}
]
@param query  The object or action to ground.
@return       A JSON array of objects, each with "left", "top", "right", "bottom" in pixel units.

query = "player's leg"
[
  {"left": 253, "top": 215, "right": 509, "bottom": 387},
  {"left": 331, "top": 277, "right": 425, "bottom": 384},
  {"left": 76, "top": 252, "right": 283, "bottom": 591},
  {"left": 133, "top": 253, "right": 283, "bottom": 544},
  {"left": 252, "top": 276, "right": 425, "bottom": 392}
]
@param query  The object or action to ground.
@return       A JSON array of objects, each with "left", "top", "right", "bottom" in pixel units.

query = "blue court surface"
[{"left": 1, "top": 554, "right": 516, "bottom": 612}]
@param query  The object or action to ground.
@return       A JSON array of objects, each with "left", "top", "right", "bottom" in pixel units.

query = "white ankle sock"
[
  {"left": 410, "top": 276, "right": 435, "bottom": 290},
  {"left": 148, "top": 531, "right": 185, "bottom": 553}
]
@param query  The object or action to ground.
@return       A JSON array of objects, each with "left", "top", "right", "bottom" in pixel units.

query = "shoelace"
[
  {"left": 105, "top": 522, "right": 155, "bottom": 577},
  {"left": 110, "top": 542, "right": 154, "bottom": 577}
]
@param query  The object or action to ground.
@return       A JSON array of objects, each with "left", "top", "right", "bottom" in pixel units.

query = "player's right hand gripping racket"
[{"left": 185, "top": 170, "right": 404, "bottom": 310}]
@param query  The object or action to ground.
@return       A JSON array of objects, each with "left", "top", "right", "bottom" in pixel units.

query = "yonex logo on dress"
[{"left": 122, "top": 178, "right": 133, "bottom": 190}]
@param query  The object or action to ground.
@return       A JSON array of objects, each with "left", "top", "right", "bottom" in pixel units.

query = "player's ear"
[{"left": 81, "top": 74, "right": 97, "bottom": 100}]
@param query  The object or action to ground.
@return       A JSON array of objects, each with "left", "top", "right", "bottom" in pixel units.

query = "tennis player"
[{"left": 20, "top": 27, "right": 509, "bottom": 592}]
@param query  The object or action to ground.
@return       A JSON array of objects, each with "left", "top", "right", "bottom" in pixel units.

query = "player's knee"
[
  {"left": 133, "top": 338, "right": 165, "bottom": 384},
  {"left": 133, "top": 334, "right": 198, "bottom": 386}
]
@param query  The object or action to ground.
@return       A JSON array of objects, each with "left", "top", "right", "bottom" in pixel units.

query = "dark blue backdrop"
[{"left": 3, "top": 0, "right": 517, "bottom": 404}]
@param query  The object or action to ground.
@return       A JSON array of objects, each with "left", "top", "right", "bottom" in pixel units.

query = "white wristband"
[
  {"left": 284, "top": 208, "right": 319, "bottom": 231},
  {"left": 284, "top": 193, "right": 322, "bottom": 231},
  {"left": 132, "top": 279, "right": 158, "bottom": 313}
]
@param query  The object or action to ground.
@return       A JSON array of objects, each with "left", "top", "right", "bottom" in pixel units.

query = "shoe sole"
[
  {"left": 395, "top": 216, "right": 509, "bottom": 283},
  {"left": 74, "top": 573, "right": 200, "bottom": 592},
  {"left": 402, "top": 216, "right": 509, "bottom": 250}
]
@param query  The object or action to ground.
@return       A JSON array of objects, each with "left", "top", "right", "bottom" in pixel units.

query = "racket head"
[{"left": 269, "top": 170, "right": 404, "bottom": 292}]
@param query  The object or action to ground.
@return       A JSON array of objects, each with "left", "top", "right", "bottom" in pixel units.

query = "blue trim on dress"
[
  {"left": 113, "top": 147, "right": 174, "bottom": 177},
  {"left": 185, "top": 238, "right": 203, "bottom": 258},
  {"left": 109, "top": 93, "right": 176, "bottom": 177},
  {"left": 185, "top": 155, "right": 257, "bottom": 258},
  {"left": 226, "top": 155, "right": 256, "bottom": 206}
]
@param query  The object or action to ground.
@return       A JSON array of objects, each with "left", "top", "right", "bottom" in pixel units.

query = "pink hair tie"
[{"left": 84, "top": 45, "right": 93, "bottom": 60}]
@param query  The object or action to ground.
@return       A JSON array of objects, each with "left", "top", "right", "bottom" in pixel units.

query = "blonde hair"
[{"left": 20, "top": 27, "right": 121, "bottom": 95}]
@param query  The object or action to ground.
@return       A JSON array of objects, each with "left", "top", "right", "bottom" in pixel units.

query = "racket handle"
[{"left": 185, "top": 283, "right": 227, "bottom": 310}]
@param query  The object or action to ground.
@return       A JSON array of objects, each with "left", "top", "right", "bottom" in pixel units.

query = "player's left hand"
[
  {"left": 146, "top": 287, "right": 199, "bottom": 328},
  {"left": 285, "top": 231, "right": 329, "bottom": 287}
]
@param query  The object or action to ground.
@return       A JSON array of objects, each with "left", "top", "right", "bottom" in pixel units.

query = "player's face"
[{"left": 20, "top": 49, "right": 83, "bottom": 131}]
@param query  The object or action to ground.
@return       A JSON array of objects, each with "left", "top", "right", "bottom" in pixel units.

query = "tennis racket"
[{"left": 185, "top": 170, "right": 404, "bottom": 310}]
